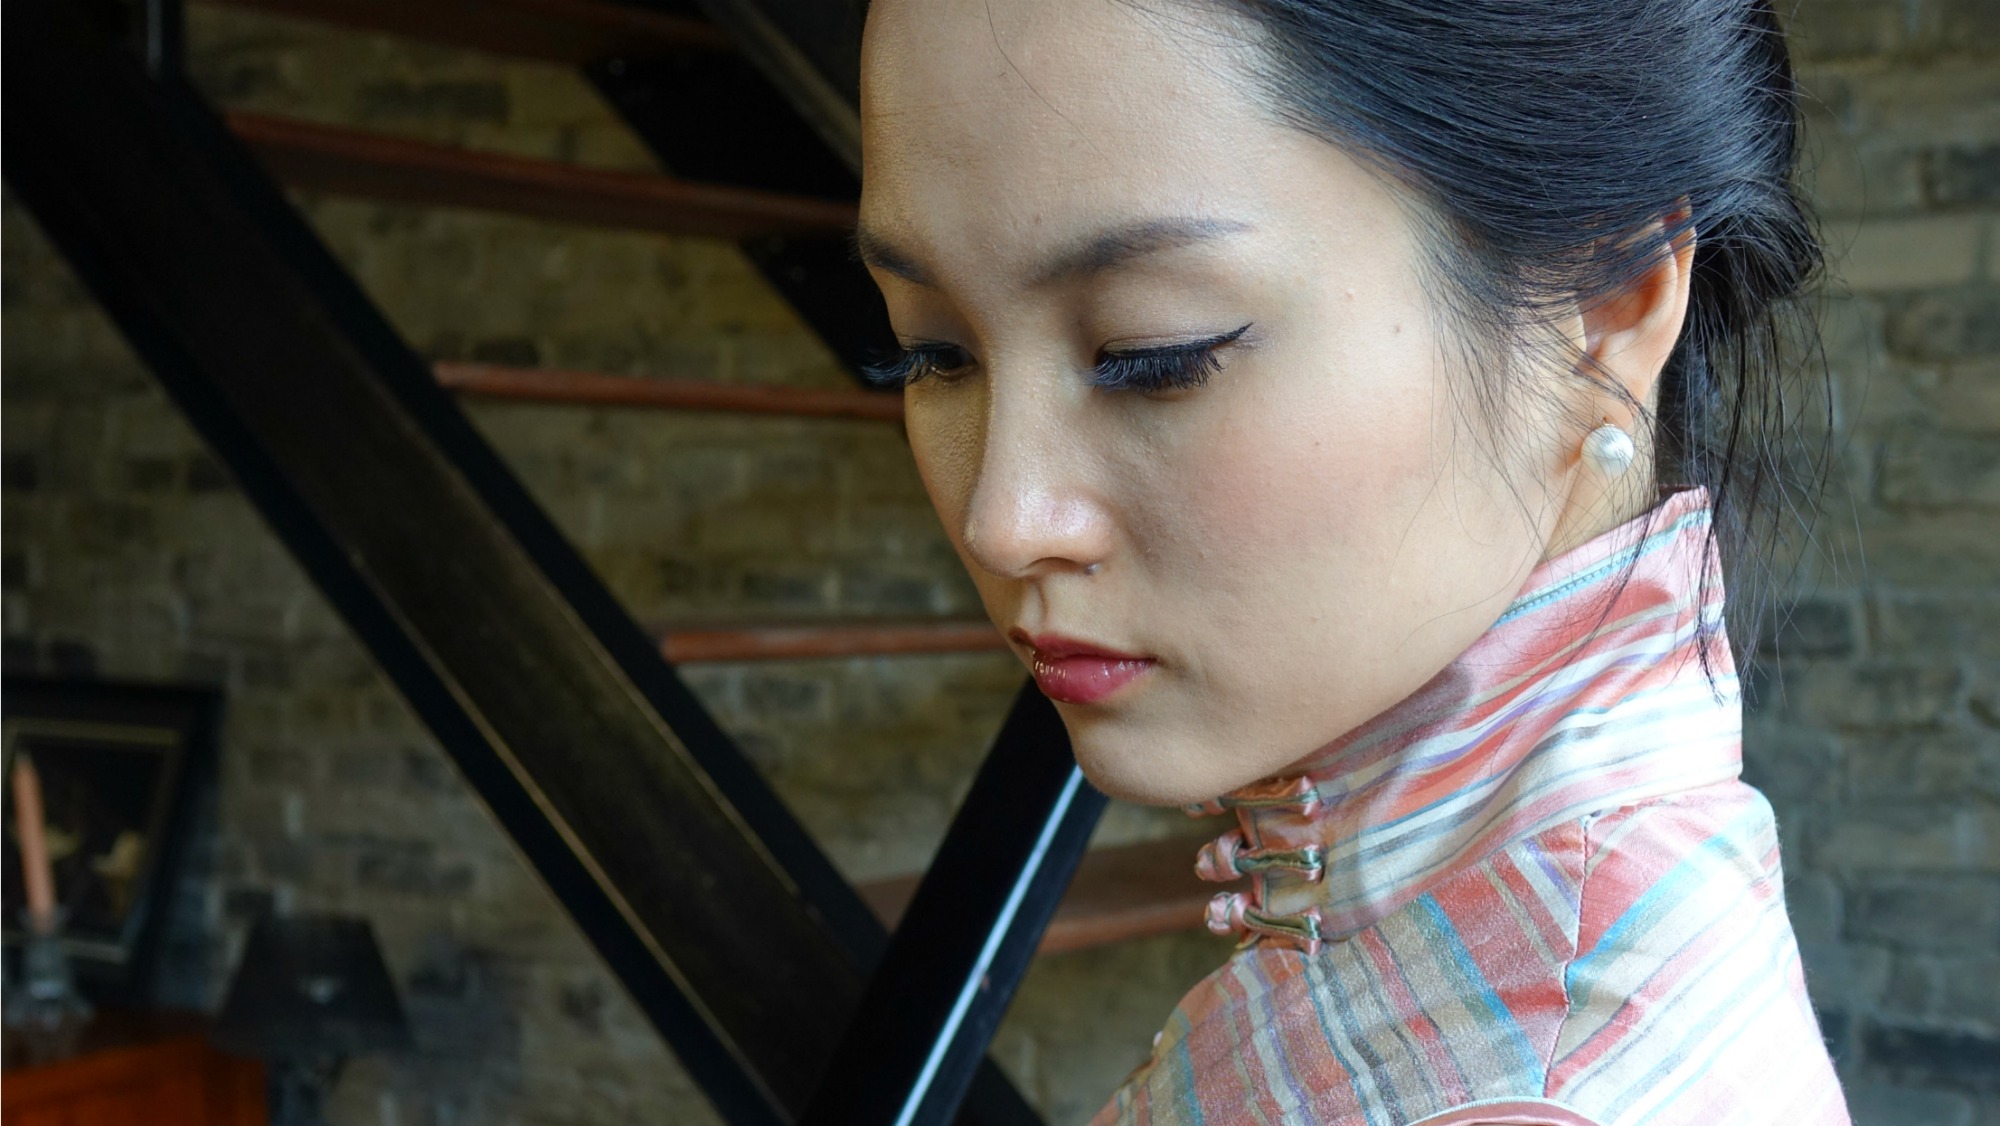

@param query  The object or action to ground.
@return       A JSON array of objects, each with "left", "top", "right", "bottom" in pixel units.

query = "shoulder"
[
  {"left": 1550, "top": 783, "right": 1848, "bottom": 1123},
  {"left": 1095, "top": 795, "right": 1846, "bottom": 1126},
  {"left": 1562, "top": 781, "right": 1790, "bottom": 1011}
]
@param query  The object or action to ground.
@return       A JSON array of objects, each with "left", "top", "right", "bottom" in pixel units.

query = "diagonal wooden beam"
[
  {"left": 228, "top": 111, "right": 857, "bottom": 239},
  {"left": 3, "top": 6, "right": 889, "bottom": 1120},
  {"left": 197, "top": 0, "right": 731, "bottom": 65}
]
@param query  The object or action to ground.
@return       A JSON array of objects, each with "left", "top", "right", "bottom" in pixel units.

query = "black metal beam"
[
  {"left": 3, "top": 5, "right": 874, "bottom": 1120},
  {"left": 145, "top": 0, "right": 184, "bottom": 77},
  {"left": 590, "top": 47, "right": 894, "bottom": 375},
  {"left": 802, "top": 689, "right": 1107, "bottom": 1126},
  {"left": 675, "top": 0, "right": 865, "bottom": 173}
]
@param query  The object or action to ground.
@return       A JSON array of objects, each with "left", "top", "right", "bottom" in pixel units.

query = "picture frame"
[{"left": 2, "top": 676, "right": 221, "bottom": 1005}]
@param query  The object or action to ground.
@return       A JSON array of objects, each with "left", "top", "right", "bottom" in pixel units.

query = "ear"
[
  {"left": 1540, "top": 205, "right": 1696, "bottom": 557},
  {"left": 1578, "top": 203, "right": 1696, "bottom": 426}
]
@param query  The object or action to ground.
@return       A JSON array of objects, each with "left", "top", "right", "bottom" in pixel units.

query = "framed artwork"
[{"left": 2, "top": 676, "right": 221, "bottom": 1004}]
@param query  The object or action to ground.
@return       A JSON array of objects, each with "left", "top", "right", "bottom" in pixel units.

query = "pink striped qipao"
[{"left": 1093, "top": 490, "right": 1848, "bottom": 1126}]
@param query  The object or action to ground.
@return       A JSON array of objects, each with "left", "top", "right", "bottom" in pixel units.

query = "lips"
[{"left": 1017, "top": 632, "right": 1156, "bottom": 705}]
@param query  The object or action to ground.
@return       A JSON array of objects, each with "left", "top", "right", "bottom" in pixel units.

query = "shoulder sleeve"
[{"left": 1407, "top": 1097, "right": 1609, "bottom": 1126}]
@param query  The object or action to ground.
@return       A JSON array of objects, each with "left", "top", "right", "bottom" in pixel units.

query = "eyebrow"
[{"left": 853, "top": 216, "right": 1252, "bottom": 289}]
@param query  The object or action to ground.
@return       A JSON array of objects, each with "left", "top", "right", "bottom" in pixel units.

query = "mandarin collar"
[{"left": 1189, "top": 489, "right": 1744, "bottom": 953}]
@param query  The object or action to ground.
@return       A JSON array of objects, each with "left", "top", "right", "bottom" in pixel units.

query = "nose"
[{"left": 958, "top": 380, "right": 1114, "bottom": 582}]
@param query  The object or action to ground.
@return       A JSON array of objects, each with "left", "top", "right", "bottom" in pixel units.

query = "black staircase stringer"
[
  {"left": 5, "top": 4, "right": 913, "bottom": 1121},
  {"left": 590, "top": 45, "right": 894, "bottom": 376},
  {"left": 595, "top": 0, "right": 886, "bottom": 376},
  {"left": 656, "top": 0, "right": 866, "bottom": 173}
]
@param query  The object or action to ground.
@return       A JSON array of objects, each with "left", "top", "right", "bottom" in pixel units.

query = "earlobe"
[
  {"left": 1580, "top": 423, "right": 1638, "bottom": 478},
  {"left": 1543, "top": 211, "right": 1694, "bottom": 557}
]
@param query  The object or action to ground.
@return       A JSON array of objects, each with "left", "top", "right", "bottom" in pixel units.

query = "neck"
[{"left": 1195, "top": 488, "right": 1742, "bottom": 949}]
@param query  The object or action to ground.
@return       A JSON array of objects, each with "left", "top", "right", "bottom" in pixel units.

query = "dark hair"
[{"left": 1202, "top": 0, "right": 1828, "bottom": 668}]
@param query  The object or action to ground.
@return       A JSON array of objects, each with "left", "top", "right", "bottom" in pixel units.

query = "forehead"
[{"left": 860, "top": 0, "right": 1276, "bottom": 271}]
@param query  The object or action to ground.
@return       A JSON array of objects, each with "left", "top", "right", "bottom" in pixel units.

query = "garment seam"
[
  {"left": 1545, "top": 812, "right": 1600, "bottom": 1103},
  {"left": 1497, "top": 507, "right": 1710, "bottom": 627}
]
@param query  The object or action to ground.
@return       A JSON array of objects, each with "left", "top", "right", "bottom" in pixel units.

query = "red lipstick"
[{"left": 1016, "top": 632, "right": 1156, "bottom": 705}]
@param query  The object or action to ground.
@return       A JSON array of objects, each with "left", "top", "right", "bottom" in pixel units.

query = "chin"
[{"left": 1060, "top": 709, "right": 1230, "bottom": 808}]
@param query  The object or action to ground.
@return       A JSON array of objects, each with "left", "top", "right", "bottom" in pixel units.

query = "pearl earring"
[{"left": 1582, "top": 423, "right": 1636, "bottom": 477}]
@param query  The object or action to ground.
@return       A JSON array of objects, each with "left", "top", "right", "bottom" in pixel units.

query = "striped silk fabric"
[{"left": 1093, "top": 490, "right": 1849, "bottom": 1126}]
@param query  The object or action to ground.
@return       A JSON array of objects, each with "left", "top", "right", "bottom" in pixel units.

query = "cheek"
[
  {"left": 1130, "top": 329, "right": 1545, "bottom": 752},
  {"left": 906, "top": 392, "right": 984, "bottom": 545},
  {"left": 1145, "top": 337, "right": 1455, "bottom": 611}
]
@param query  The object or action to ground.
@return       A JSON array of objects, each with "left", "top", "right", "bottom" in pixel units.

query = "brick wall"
[
  {"left": 1741, "top": 4, "right": 2000, "bottom": 1122},
  {"left": 0, "top": 3, "right": 1993, "bottom": 1123}
]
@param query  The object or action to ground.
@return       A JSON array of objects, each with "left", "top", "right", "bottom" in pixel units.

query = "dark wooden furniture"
[{"left": 2, "top": 1011, "right": 266, "bottom": 1126}]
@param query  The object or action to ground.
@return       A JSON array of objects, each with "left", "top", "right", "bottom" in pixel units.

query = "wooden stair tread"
[
  {"left": 228, "top": 111, "right": 858, "bottom": 239},
  {"left": 437, "top": 362, "right": 903, "bottom": 422},
  {"left": 198, "top": 0, "right": 729, "bottom": 65},
  {"left": 857, "top": 835, "right": 1224, "bottom": 956},
  {"left": 660, "top": 621, "right": 1008, "bottom": 663}
]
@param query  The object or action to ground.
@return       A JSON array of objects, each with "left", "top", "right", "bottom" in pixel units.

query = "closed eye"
[
  {"left": 1091, "top": 324, "right": 1251, "bottom": 392},
  {"left": 860, "top": 342, "right": 973, "bottom": 388},
  {"left": 862, "top": 322, "right": 1252, "bottom": 391}
]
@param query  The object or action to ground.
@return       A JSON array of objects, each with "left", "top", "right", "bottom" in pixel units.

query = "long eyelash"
[
  {"left": 862, "top": 323, "right": 1252, "bottom": 391},
  {"left": 1091, "top": 323, "right": 1252, "bottom": 393},
  {"left": 860, "top": 344, "right": 963, "bottom": 388}
]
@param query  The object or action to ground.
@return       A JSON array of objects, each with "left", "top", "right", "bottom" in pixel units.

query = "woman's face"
[{"left": 859, "top": 0, "right": 1581, "bottom": 806}]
